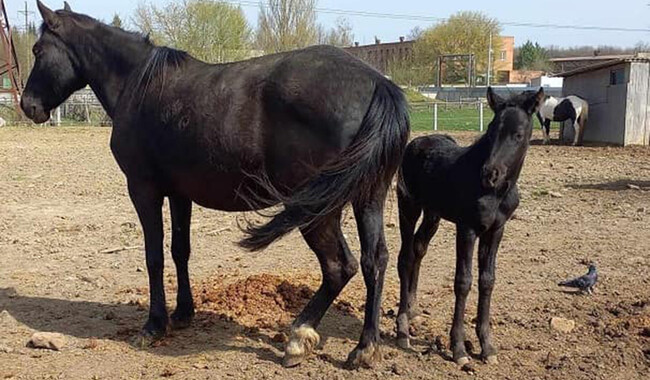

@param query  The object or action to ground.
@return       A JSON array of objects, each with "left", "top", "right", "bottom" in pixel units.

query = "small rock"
[
  {"left": 550, "top": 317, "right": 575, "bottom": 333},
  {"left": 627, "top": 184, "right": 641, "bottom": 190},
  {"left": 391, "top": 363, "right": 406, "bottom": 376},
  {"left": 640, "top": 327, "right": 650, "bottom": 338},
  {"left": 136, "top": 267, "right": 145, "bottom": 273},
  {"left": 549, "top": 191, "right": 563, "bottom": 198},
  {"left": 460, "top": 362, "right": 476, "bottom": 374},
  {"left": 28, "top": 332, "right": 66, "bottom": 351}
]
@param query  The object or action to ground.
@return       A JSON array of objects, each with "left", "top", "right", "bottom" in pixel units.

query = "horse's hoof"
[
  {"left": 282, "top": 325, "right": 320, "bottom": 368},
  {"left": 484, "top": 355, "right": 498, "bottom": 365},
  {"left": 346, "top": 343, "right": 382, "bottom": 369},
  {"left": 397, "top": 336, "right": 411, "bottom": 350},
  {"left": 170, "top": 311, "right": 194, "bottom": 330},
  {"left": 131, "top": 330, "right": 163, "bottom": 349},
  {"left": 456, "top": 356, "right": 471, "bottom": 366}
]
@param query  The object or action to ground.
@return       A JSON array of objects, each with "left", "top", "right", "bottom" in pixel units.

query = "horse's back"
[{"left": 401, "top": 134, "right": 460, "bottom": 194}]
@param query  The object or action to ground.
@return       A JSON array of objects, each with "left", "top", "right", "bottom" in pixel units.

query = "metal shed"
[{"left": 556, "top": 53, "right": 650, "bottom": 146}]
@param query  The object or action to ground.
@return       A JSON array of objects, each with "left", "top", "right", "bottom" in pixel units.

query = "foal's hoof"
[
  {"left": 346, "top": 343, "right": 381, "bottom": 369},
  {"left": 456, "top": 356, "right": 471, "bottom": 366},
  {"left": 483, "top": 355, "right": 498, "bottom": 365},
  {"left": 282, "top": 325, "right": 320, "bottom": 368},
  {"left": 170, "top": 311, "right": 194, "bottom": 330}
]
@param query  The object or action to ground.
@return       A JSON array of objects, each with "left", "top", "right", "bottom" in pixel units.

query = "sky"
[{"left": 5, "top": 0, "right": 650, "bottom": 48}]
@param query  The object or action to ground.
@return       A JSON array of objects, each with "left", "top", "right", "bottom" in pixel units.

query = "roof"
[
  {"left": 549, "top": 54, "right": 637, "bottom": 63},
  {"left": 555, "top": 53, "right": 650, "bottom": 77}
]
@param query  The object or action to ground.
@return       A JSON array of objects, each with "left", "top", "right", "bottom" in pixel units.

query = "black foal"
[{"left": 396, "top": 87, "right": 544, "bottom": 366}]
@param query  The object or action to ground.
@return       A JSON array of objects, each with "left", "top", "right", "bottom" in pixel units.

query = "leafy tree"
[
  {"left": 256, "top": 0, "right": 318, "bottom": 53},
  {"left": 11, "top": 25, "right": 38, "bottom": 84},
  {"left": 111, "top": 14, "right": 123, "bottom": 29},
  {"left": 515, "top": 40, "right": 550, "bottom": 71},
  {"left": 413, "top": 11, "right": 502, "bottom": 85},
  {"left": 133, "top": 0, "right": 252, "bottom": 63}
]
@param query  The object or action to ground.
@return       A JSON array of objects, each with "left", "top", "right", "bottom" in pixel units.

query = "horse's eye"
[
  {"left": 515, "top": 133, "right": 524, "bottom": 141},
  {"left": 32, "top": 46, "right": 42, "bottom": 57}
]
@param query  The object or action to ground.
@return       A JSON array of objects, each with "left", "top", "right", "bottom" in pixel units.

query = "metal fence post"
[
  {"left": 433, "top": 103, "right": 438, "bottom": 131},
  {"left": 55, "top": 107, "right": 61, "bottom": 127},
  {"left": 479, "top": 102, "right": 484, "bottom": 132}
]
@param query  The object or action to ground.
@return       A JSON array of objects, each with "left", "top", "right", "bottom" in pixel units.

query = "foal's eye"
[{"left": 514, "top": 133, "right": 524, "bottom": 141}]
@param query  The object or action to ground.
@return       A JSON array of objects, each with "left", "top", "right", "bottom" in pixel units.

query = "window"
[
  {"left": 500, "top": 50, "right": 507, "bottom": 61},
  {"left": 610, "top": 68, "right": 625, "bottom": 85}
]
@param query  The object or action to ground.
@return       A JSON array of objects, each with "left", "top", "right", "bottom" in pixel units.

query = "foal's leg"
[
  {"left": 283, "top": 210, "right": 358, "bottom": 367},
  {"left": 450, "top": 225, "right": 477, "bottom": 366},
  {"left": 396, "top": 194, "right": 421, "bottom": 348},
  {"left": 347, "top": 190, "right": 390, "bottom": 368},
  {"left": 476, "top": 225, "right": 504, "bottom": 364},
  {"left": 128, "top": 181, "right": 166, "bottom": 344},
  {"left": 571, "top": 114, "right": 581, "bottom": 146},
  {"left": 169, "top": 196, "right": 195, "bottom": 330},
  {"left": 397, "top": 209, "right": 440, "bottom": 349}
]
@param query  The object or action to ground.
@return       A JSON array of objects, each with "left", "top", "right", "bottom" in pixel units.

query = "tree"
[
  {"left": 318, "top": 17, "right": 353, "bottom": 47},
  {"left": 133, "top": 0, "right": 252, "bottom": 63},
  {"left": 412, "top": 11, "right": 502, "bottom": 85},
  {"left": 111, "top": 14, "right": 123, "bottom": 29},
  {"left": 11, "top": 24, "right": 38, "bottom": 84},
  {"left": 256, "top": 0, "right": 318, "bottom": 53},
  {"left": 515, "top": 40, "right": 550, "bottom": 71}
]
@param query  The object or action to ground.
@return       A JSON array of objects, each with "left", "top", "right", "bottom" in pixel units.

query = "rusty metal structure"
[{"left": 0, "top": 0, "right": 23, "bottom": 115}]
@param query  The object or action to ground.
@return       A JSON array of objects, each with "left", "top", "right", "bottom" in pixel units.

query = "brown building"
[
  {"left": 344, "top": 36, "right": 517, "bottom": 84},
  {"left": 343, "top": 37, "right": 414, "bottom": 74}
]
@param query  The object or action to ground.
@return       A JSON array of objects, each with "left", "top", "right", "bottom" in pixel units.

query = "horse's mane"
[{"left": 133, "top": 47, "right": 190, "bottom": 107}]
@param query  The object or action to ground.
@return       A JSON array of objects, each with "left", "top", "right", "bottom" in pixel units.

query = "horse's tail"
[{"left": 239, "top": 80, "right": 410, "bottom": 251}]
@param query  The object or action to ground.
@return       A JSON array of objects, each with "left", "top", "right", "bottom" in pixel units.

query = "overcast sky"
[{"left": 5, "top": 0, "right": 649, "bottom": 48}]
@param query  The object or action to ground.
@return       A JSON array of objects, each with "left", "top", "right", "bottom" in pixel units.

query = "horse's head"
[
  {"left": 21, "top": 1, "right": 86, "bottom": 123},
  {"left": 481, "top": 87, "right": 545, "bottom": 190}
]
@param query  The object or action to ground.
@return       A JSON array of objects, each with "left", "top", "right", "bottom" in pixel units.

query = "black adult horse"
[
  {"left": 395, "top": 88, "right": 544, "bottom": 366},
  {"left": 21, "top": 2, "right": 409, "bottom": 368}
]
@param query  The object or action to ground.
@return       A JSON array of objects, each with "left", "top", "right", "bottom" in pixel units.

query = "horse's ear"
[
  {"left": 37, "top": 1, "right": 60, "bottom": 30},
  {"left": 63, "top": 1, "right": 72, "bottom": 12},
  {"left": 525, "top": 88, "right": 545, "bottom": 114},
  {"left": 486, "top": 87, "right": 503, "bottom": 112}
]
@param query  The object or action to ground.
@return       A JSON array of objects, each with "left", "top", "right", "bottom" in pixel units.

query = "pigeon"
[{"left": 558, "top": 264, "right": 598, "bottom": 294}]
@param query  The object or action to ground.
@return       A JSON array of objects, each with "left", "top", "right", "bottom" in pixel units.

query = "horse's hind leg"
[
  {"left": 397, "top": 206, "right": 440, "bottom": 349},
  {"left": 346, "top": 188, "right": 390, "bottom": 368},
  {"left": 169, "top": 196, "right": 195, "bottom": 330},
  {"left": 571, "top": 116, "right": 580, "bottom": 146},
  {"left": 283, "top": 209, "right": 358, "bottom": 367},
  {"left": 128, "top": 180, "right": 167, "bottom": 345}
]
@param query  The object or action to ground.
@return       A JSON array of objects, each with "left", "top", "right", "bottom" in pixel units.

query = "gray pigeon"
[{"left": 558, "top": 264, "right": 598, "bottom": 294}]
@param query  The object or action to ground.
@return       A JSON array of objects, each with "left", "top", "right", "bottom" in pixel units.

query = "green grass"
[{"left": 409, "top": 103, "right": 494, "bottom": 132}]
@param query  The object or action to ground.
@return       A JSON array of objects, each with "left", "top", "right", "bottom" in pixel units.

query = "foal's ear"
[
  {"left": 63, "top": 1, "right": 72, "bottom": 12},
  {"left": 524, "top": 88, "right": 545, "bottom": 115},
  {"left": 37, "top": 1, "right": 61, "bottom": 30},
  {"left": 486, "top": 87, "right": 503, "bottom": 112}
]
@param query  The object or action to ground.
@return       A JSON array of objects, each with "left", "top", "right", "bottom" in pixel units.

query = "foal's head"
[
  {"left": 21, "top": 1, "right": 87, "bottom": 123},
  {"left": 481, "top": 87, "right": 545, "bottom": 189}
]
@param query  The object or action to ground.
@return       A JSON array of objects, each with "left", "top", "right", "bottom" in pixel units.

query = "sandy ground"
[{"left": 0, "top": 126, "right": 649, "bottom": 380}]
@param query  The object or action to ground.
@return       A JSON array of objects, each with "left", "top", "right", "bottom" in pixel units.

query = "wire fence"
[
  {"left": 0, "top": 90, "right": 111, "bottom": 127},
  {"left": 410, "top": 101, "right": 493, "bottom": 132}
]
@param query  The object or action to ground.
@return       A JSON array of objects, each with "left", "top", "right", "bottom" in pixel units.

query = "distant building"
[
  {"left": 549, "top": 54, "right": 638, "bottom": 73},
  {"left": 343, "top": 37, "right": 414, "bottom": 74},
  {"left": 493, "top": 36, "right": 515, "bottom": 83},
  {"left": 556, "top": 53, "right": 650, "bottom": 146}
]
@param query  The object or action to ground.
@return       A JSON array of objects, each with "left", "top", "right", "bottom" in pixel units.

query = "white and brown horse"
[{"left": 537, "top": 95, "right": 589, "bottom": 145}]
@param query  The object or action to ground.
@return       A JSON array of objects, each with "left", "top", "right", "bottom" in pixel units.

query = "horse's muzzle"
[{"left": 21, "top": 96, "right": 50, "bottom": 124}]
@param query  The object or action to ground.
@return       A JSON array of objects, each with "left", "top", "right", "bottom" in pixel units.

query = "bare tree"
[
  {"left": 319, "top": 17, "right": 353, "bottom": 47},
  {"left": 256, "top": 0, "right": 319, "bottom": 53}
]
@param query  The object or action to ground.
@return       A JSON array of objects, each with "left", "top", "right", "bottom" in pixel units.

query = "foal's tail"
[{"left": 239, "top": 80, "right": 410, "bottom": 251}]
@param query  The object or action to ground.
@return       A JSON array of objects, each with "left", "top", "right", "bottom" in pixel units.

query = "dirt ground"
[{"left": 0, "top": 126, "right": 648, "bottom": 380}]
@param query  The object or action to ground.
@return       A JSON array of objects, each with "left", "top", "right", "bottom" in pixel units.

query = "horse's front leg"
[
  {"left": 128, "top": 180, "right": 166, "bottom": 345},
  {"left": 450, "top": 225, "right": 477, "bottom": 366},
  {"left": 476, "top": 224, "right": 504, "bottom": 364},
  {"left": 169, "top": 196, "right": 195, "bottom": 329}
]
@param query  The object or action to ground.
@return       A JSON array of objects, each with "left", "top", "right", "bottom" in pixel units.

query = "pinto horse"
[
  {"left": 537, "top": 95, "right": 589, "bottom": 146},
  {"left": 395, "top": 88, "right": 544, "bottom": 366},
  {"left": 21, "top": 2, "right": 409, "bottom": 368}
]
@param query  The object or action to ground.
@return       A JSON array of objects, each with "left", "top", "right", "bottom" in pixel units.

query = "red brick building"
[{"left": 343, "top": 37, "right": 414, "bottom": 74}]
